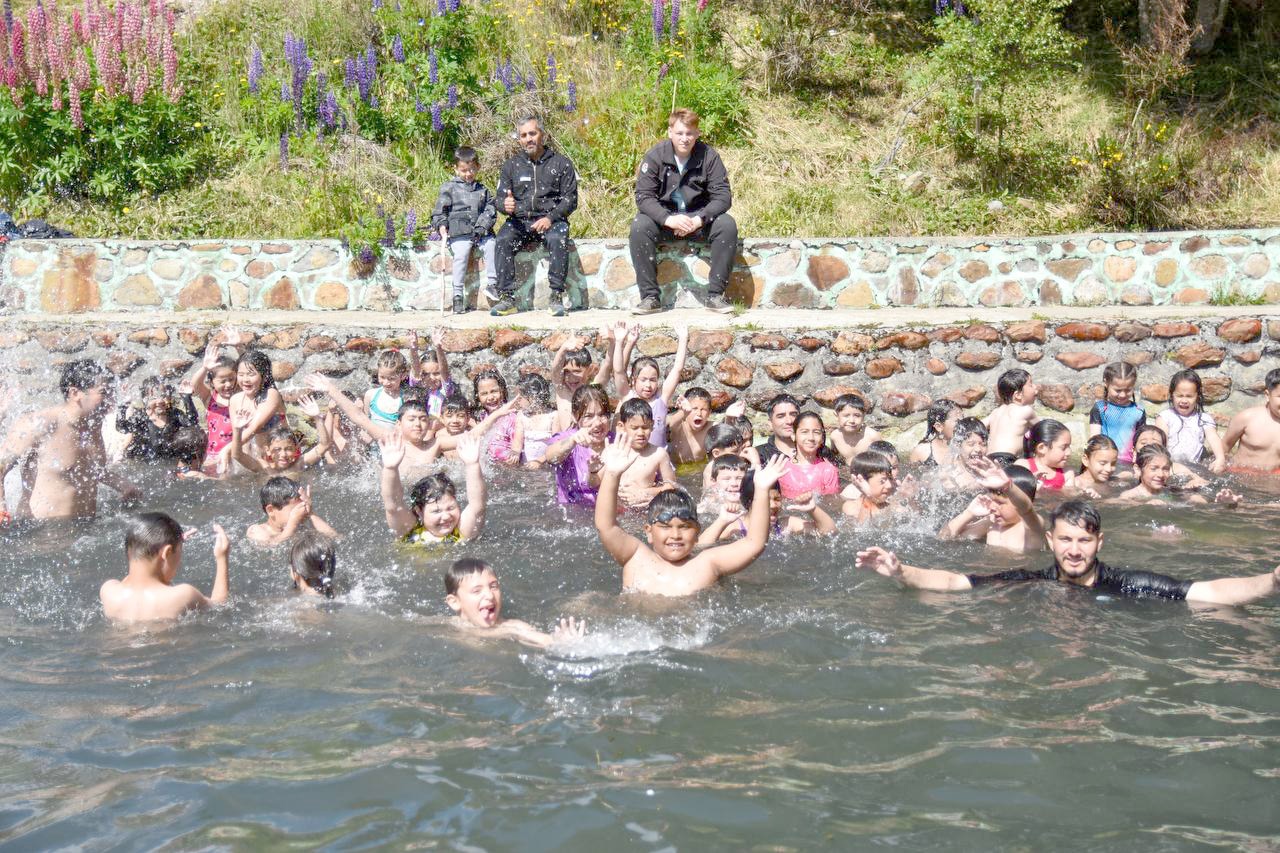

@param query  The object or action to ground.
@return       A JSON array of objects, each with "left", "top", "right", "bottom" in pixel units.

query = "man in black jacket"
[
  {"left": 489, "top": 116, "right": 579, "bottom": 317},
  {"left": 630, "top": 108, "right": 738, "bottom": 315}
]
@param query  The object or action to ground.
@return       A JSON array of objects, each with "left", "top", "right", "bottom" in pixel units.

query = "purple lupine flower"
[
  {"left": 383, "top": 215, "right": 396, "bottom": 246},
  {"left": 392, "top": 35, "right": 404, "bottom": 63},
  {"left": 279, "top": 132, "right": 289, "bottom": 168},
  {"left": 415, "top": 94, "right": 426, "bottom": 112},
  {"left": 565, "top": 79, "right": 577, "bottom": 112},
  {"left": 371, "top": 94, "right": 379, "bottom": 109},
  {"left": 447, "top": 83, "right": 457, "bottom": 108},
  {"left": 525, "top": 75, "right": 536, "bottom": 92},
  {"left": 447, "top": 0, "right": 459, "bottom": 11},
  {"left": 248, "top": 44, "right": 264, "bottom": 94},
  {"left": 436, "top": 0, "right": 446, "bottom": 13},
  {"left": 670, "top": 0, "right": 680, "bottom": 31},
  {"left": 652, "top": 0, "right": 664, "bottom": 40},
  {"left": 345, "top": 57, "right": 357, "bottom": 88},
  {"left": 431, "top": 101, "right": 444, "bottom": 131},
  {"left": 318, "top": 86, "right": 339, "bottom": 129},
  {"left": 280, "top": 80, "right": 291, "bottom": 101},
  {"left": 3, "top": 0, "right": 12, "bottom": 30},
  {"left": 656, "top": 62, "right": 670, "bottom": 89},
  {"left": 358, "top": 245, "right": 375, "bottom": 265},
  {"left": 547, "top": 55, "right": 557, "bottom": 88},
  {"left": 372, "top": 0, "right": 382, "bottom": 8},
  {"left": 404, "top": 209, "right": 417, "bottom": 241},
  {"left": 428, "top": 46, "right": 438, "bottom": 84}
]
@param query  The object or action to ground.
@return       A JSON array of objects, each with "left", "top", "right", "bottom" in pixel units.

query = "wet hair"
[
  {"left": 1167, "top": 369, "right": 1204, "bottom": 413},
  {"left": 409, "top": 472, "right": 458, "bottom": 511},
  {"left": 571, "top": 384, "right": 612, "bottom": 421},
  {"left": 1266, "top": 367, "right": 1280, "bottom": 392},
  {"left": 260, "top": 475, "right": 301, "bottom": 510},
  {"left": 445, "top": 557, "right": 492, "bottom": 595},
  {"left": 628, "top": 356, "right": 661, "bottom": 382},
  {"left": 725, "top": 415, "right": 753, "bottom": 441},
  {"left": 1004, "top": 465, "right": 1039, "bottom": 500},
  {"left": 1134, "top": 423, "right": 1168, "bottom": 447},
  {"left": 266, "top": 426, "right": 301, "bottom": 448},
  {"left": 739, "top": 471, "right": 779, "bottom": 511},
  {"left": 921, "top": 399, "right": 959, "bottom": 442},
  {"left": 766, "top": 393, "right": 799, "bottom": 416},
  {"left": 868, "top": 439, "right": 898, "bottom": 460},
  {"left": 472, "top": 369, "right": 508, "bottom": 406},
  {"left": 705, "top": 423, "right": 743, "bottom": 454},
  {"left": 683, "top": 387, "right": 712, "bottom": 406},
  {"left": 834, "top": 393, "right": 868, "bottom": 414},
  {"left": 171, "top": 426, "right": 207, "bottom": 464},
  {"left": 996, "top": 368, "right": 1033, "bottom": 404},
  {"left": 1049, "top": 500, "right": 1102, "bottom": 535},
  {"left": 206, "top": 355, "right": 238, "bottom": 384},
  {"left": 1024, "top": 419, "right": 1069, "bottom": 459},
  {"left": 563, "top": 347, "right": 593, "bottom": 369},
  {"left": 236, "top": 349, "right": 276, "bottom": 390},
  {"left": 1077, "top": 434, "right": 1119, "bottom": 474},
  {"left": 400, "top": 397, "right": 430, "bottom": 417},
  {"left": 59, "top": 359, "right": 110, "bottom": 398},
  {"left": 441, "top": 393, "right": 471, "bottom": 416},
  {"left": 124, "top": 512, "right": 184, "bottom": 560},
  {"left": 987, "top": 452, "right": 1018, "bottom": 467},
  {"left": 1135, "top": 443, "right": 1172, "bottom": 472},
  {"left": 518, "top": 374, "right": 553, "bottom": 412},
  {"left": 793, "top": 411, "right": 826, "bottom": 439},
  {"left": 851, "top": 450, "right": 894, "bottom": 480},
  {"left": 710, "top": 454, "right": 750, "bottom": 478},
  {"left": 290, "top": 530, "right": 336, "bottom": 598},
  {"left": 952, "top": 417, "right": 989, "bottom": 445},
  {"left": 645, "top": 487, "right": 699, "bottom": 526},
  {"left": 453, "top": 145, "right": 479, "bottom": 166},
  {"left": 1102, "top": 362, "right": 1138, "bottom": 394},
  {"left": 140, "top": 376, "right": 175, "bottom": 402},
  {"left": 376, "top": 350, "right": 410, "bottom": 376},
  {"left": 618, "top": 396, "right": 655, "bottom": 425}
]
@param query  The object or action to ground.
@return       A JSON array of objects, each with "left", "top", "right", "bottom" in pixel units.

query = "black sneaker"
[
  {"left": 452, "top": 295, "right": 466, "bottom": 314},
  {"left": 481, "top": 283, "right": 500, "bottom": 303},
  {"left": 550, "top": 292, "right": 567, "bottom": 318},
  {"left": 632, "top": 297, "right": 663, "bottom": 315},
  {"left": 489, "top": 297, "right": 520, "bottom": 317},
  {"left": 704, "top": 294, "right": 734, "bottom": 314}
]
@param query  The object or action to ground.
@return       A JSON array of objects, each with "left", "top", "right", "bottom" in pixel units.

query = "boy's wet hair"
[
  {"left": 738, "top": 472, "right": 779, "bottom": 511},
  {"left": 260, "top": 475, "right": 301, "bottom": 510},
  {"left": 564, "top": 347, "right": 593, "bottom": 369},
  {"left": 987, "top": 451, "right": 1018, "bottom": 467},
  {"left": 59, "top": 359, "right": 110, "bottom": 398},
  {"left": 445, "top": 557, "right": 491, "bottom": 595},
  {"left": 710, "top": 453, "right": 750, "bottom": 478},
  {"left": 995, "top": 369, "right": 1033, "bottom": 404},
  {"left": 1135, "top": 443, "right": 1172, "bottom": 471},
  {"left": 1024, "top": 418, "right": 1069, "bottom": 458},
  {"left": 704, "top": 423, "right": 742, "bottom": 454},
  {"left": 472, "top": 369, "right": 508, "bottom": 403},
  {"left": 868, "top": 439, "right": 898, "bottom": 460},
  {"left": 291, "top": 530, "right": 337, "bottom": 599},
  {"left": 441, "top": 393, "right": 471, "bottom": 415},
  {"left": 851, "top": 450, "right": 893, "bottom": 480},
  {"left": 683, "top": 387, "right": 712, "bottom": 406},
  {"left": 454, "top": 145, "right": 479, "bottom": 165},
  {"left": 1049, "top": 500, "right": 1102, "bottom": 535},
  {"left": 400, "top": 396, "right": 430, "bottom": 417},
  {"left": 628, "top": 356, "right": 660, "bottom": 381},
  {"left": 172, "top": 426, "right": 207, "bottom": 464},
  {"left": 571, "top": 384, "right": 611, "bottom": 421},
  {"left": 125, "top": 512, "right": 184, "bottom": 560},
  {"left": 1266, "top": 367, "right": 1280, "bottom": 392},
  {"left": 410, "top": 472, "right": 457, "bottom": 510},
  {"left": 724, "top": 415, "right": 753, "bottom": 440},
  {"left": 518, "top": 374, "right": 553, "bottom": 411},
  {"left": 376, "top": 350, "right": 410, "bottom": 375},
  {"left": 953, "top": 417, "right": 989, "bottom": 445},
  {"left": 834, "top": 393, "right": 868, "bottom": 414},
  {"left": 1004, "top": 464, "right": 1038, "bottom": 500},
  {"left": 266, "top": 426, "right": 300, "bottom": 447},
  {"left": 645, "top": 487, "right": 699, "bottom": 526},
  {"left": 618, "top": 396, "right": 654, "bottom": 425},
  {"left": 236, "top": 349, "right": 277, "bottom": 389},
  {"left": 766, "top": 393, "right": 798, "bottom": 416}
]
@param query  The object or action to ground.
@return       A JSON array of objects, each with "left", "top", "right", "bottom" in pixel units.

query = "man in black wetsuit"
[
  {"left": 857, "top": 500, "right": 1280, "bottom": 606},
  {"left": 754, "top": 394, "right": 799, "bottom": 466}
]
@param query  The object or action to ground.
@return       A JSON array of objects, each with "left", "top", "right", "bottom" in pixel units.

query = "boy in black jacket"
[{"left": 431, "top": 146, "right": 498, "bottom": 314}]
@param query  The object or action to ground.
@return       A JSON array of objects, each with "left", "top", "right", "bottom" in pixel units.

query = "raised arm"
[
  {"left": 660, "top": 326, "right": 689, "bottom": 405},
  {"left": 591, "top": 326, "right": 614, "bottom": 387},
  {"left": 305, "top": 374, "right": 393, "bottom": 442},
  {"left": 593, "top": 434, "right": 642, "bottom": 567},
  {"left": 229, "top": 409, "right": 266, "bottom": 474},
  {"left": 702, "top": 453, "right": 788, "bottom": 578},
  {"left": 455, "top": 433, "right": 487, "bottom": 541},
  {"left": 610, "top": 321, "right": 631, "bottom": 395},
  {"left": 0, "top": 413, "right": 47, "bottom": 515},
  {"left": 430, "top": 327, "right": 451, "bottom": 387},
  {"left": 1185, "top": 565, "right": 1280, "bottom": 606},
  {"left": 207, "top": 523, "right": 231, "bottom": 604},
  {"left": 236, "top": 388, "right": 285, "bottom": 443},
  {"left": 406, "top": 330, "right": 422, "bottom": 382},
  {"left": 973, "top": 456, "right": 1045, "bottom": 538},
  {"left": 549, "top": 334, "right": 576, "bottom": 394},
  {"left": 297, "top": 395, "right": 331, "bottom": 466},
  {"left": 180, "top": 342, "right": 219, "bottom": 404},
  {"left": 377, "top": 432, "right": 418, "bottom": 538},
  {"left": 855, "top": 546, "right": 974, "bottom": 591}
]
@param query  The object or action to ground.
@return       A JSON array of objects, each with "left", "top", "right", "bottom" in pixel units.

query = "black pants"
[
  {"left": 495, "top": 218, "right": 570, "bottom": 296},
  {"left": 629, "top": 213, "right": 738, "bottom": 301}
]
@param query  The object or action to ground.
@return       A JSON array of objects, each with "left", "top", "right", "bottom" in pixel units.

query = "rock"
[
  {"left": 1144, "top": 241, "right": 1172, "bottom": 255},
  {"left": 257, "top": 328, "right": 304, "bottom": 349},
  {"left": 263, "top": 277, "right": 300, "bottom": 310},
  {"left": 1220, "top": 235, "right": 1253, "bottom": 247},
  {"left": 272, "top": 361, "right": 299, "bottom": 381},
  {"left": 9, "top": 256, "right": 38, "bottom": 277},
  {"left": 492, "top": 329, "right": 534, "bottom": 356},
  {"left": 1114, "top": 322, "right": 1153, "bottom": 342},
  {"left": 879, "top": 391, "right": 931, "bottom": 417},
  {"left": 708, "top": 390, "right": 736, "bottom": 411},
  {"left": 314, "top": 281, "right": 350, "bottom": 309},
  {"left": 1037, "top": 383, "right": 1075, "bottom": 412},
  {"left": 114, "top": 274, "right": 161, "bottom": 306},
  {"left": 466, "top": 362, "right": 500, "bottom": 381},
  {"left": 1153, "top": 321, "right": 1198, "bottom": 338},
  {"left": 921, "top": 252, "right": 954, "bottom": 278},
  {"left": 1153, "top": 258, "right": 1179, "bottom": 287},
  {"left": 794, "top": 336, "right": 825, "bottom": 352},
  {"left": 764, "top": 250, "right": 800, "bottom": 277},
  {"left": 0, "top": 330, "right": 30, "bottom": 347},
  {"left": 292, "top": 246, "right": 339, "bottom": 272},
  {"left": 303, "top": 335, "right": 339, "bottom": 354},
  {"left": 1234, "top": 348, "right": 1261, "bottom": 365},
  {"left": 605, "top": 258, "right": 636, "bottom": 291},
  {"left": 1056, "top": 351, "right": 1106, "bottom": 370},
  {"left": 1190, "top": 254, "right": 1228, "bottom": 279},
  {"left": 1202, "top": 375, "right": 1232, "bottom": 403},
  {"left": 576, "top": 250, "right": 602, "bottom": 276},
  {"left": 824, "top": 359, "right": 858, "bottom": 376},
  {"left": 874, "top": 331, "right": 928, "bottom": 351},
  {"left": 1046, "top": 258, "right": 1090, "bottom": 280},
  {"left": 441, "top": 329, "right": 491, "bottom": 353},
  {"left": 638, "top": 334, "right": 678, "bottom": 357},
  {"left": 1120, "top": 286, "right": 1153, "bottom": 305},
  {"left": 815, "top": 386, "right": 869, "bottom": 409},
  {"left": 152, "top": 258, "right": 184, "bottom": 280},
  {"left": 689, "top": 330, "right": 734, "bottom": 359},
  {"left": 958, "top": 260, "right": 990, "bottom": 282},
  {"left": 769, "top": 281, "right": 818, "bottom": 308},
  {"left": 963, "top": 324, "right": 1000, "bottom": 343},
  {"left": 865, "top": 357, "right": 903, "bottom": 379},
  {"left": 933, "top": 282, "right": 967, "bottom": 307},
  {"left": 1141, "top": 383, "right": 1169, "bottom": 403},
  {"left": 927, "top": 327, "right": 964, "bottom": 344},
  {"left": 835, "top": 281, "right": 875, "bottom": 307},
  {"left": 715, "top": 357, "right": 753, "bottom": 389},
  {"left": 229, "top": 281, "right": 250, "bottom": 309},
  {"left": 1270, "top": 319, "right": 1280, "bottom": 341},
  {"left": 1103, "top": 256, "right": 1136, "bottom": 282},
  {"left": 979, "top": 282, "right": 1025, "bottom": 306},
  {"left": 1039, "top": 279, "right": 1063, "bottom": 305},
  {"left": 1055, "top": 322, "right": 1110, "bottom": 341},
  {"left": 1179, "top": 235, "right": 1209, "bottom": 253},
  {"left": 344, "top": 337, "right": 381, "bottom": 353},
  {"left": 36, "top": 331, "right": 90, "bottom": 353},
  {"left": 894, "top": 268, "right": 919, "bottom": 305},
  {"left": 765, "top": 360, "right": 804, "bottom": 382},
  {"left": 656, "top": 259, "right": 685, "bottom": 285},
  {"left": 177, "top": 275, "right": 225, "bottom": 310},
  {"left": 859, "top": 251, "right": 890, "bottom": 274},
  {"left": 1015, "top": 348, "right": 1042, "bottom": 363},
  {"left": 1072, "top": 276, "right": 1109, "bottom": 305},
  {"left": 831, "top": 331, "right": 875, "bottom": 356},
  {"left": 1005, "top": 320, "right": 1046, "bottom": 343},
  {"left": 947, "top": 387, "right": 986, "bottom": 408},
  {"left": 1172, "top": 287, "right": 1209, "bottom": 304},
  {"left": 1241, "top": 253, "right": 1270, "bottom": 278},
  {"left": 127, "top": 328, "right": 169, "bottom": 346},
  {"left": 955, "top": 350, "right": 1001, "bottom": 370},
  {"left": 157, "top": 358, "right": 193, "bottom": 378},
  {"left": 1123, "top": 351, "right": 1154, "bottom": 367},
  {"left": 40, "top": 249, "right": 101, "bottom": 312},
  {"left": 807, "top": 255, "right": 850, "bottom": 290},
  {"left": 262, "top": 243, "right": 292, "bottom": 254},
  {"left": 749, "top": 333, "right": 789, "bottom": 351},
  {"left": 986, "top": 200, "right": 1005, "bottom": 213},
  {"left": 106, "top": 352, "right": 144, "bottom": 377},
  {"left": 1217, "top": 318, "right": 1261, "bottom": 343},
  {"left": 1174, "top": 342, "right": 1225, "bottom": 368},
  {"left": 246, "top": 259, "right": 275, "bottom": 279},
  {"left": 727, "top": 270, "right": 765, "bottom": 306},
  {"left": 925, "top": 357, "right": 949, "bottom": 375}
]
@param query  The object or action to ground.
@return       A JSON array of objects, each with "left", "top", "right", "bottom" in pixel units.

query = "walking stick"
[{"left": 440, "top": 240, "right": 449, "bottom": 315}]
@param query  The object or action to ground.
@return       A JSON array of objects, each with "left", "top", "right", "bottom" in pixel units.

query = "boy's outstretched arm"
[
  {"left": 594, "top": 435, "right": 642, "bottom": 567},
  {"left": 1185, "top": 565, "right": 1280, "bottom": 606},
  {"left": 208, "top": 523, "right": 231, "bottom": 604},
  {"left": 305, "top": 374, "right": 393, "bottom": 442},
  {"left": 298, "top": 395, "right": 332, "bottom": 465},
  {"left": 378, "top": 433, "right": 418, "bottom": 538},
  {"left": 431, "top": 327, "right": 451, "bottom": 386},
  {"left": 456, "top": 433, "right": 487, "bottom": 541},
  {"left": 591, "top": 328, "right": 613, "bottom": 387},
  {"left": 703, "top": 453, "right": 788, "bottom": 578},
  {"left": 855, "top": 547, "right": 973, "bottom": 591},
  {"left": 660, "top": 326, "right": 689, "bottom": 404}
]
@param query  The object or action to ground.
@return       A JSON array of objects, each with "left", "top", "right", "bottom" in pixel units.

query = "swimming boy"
[
  {"left": 549, "top": 332, "right": 612, "bottom": 432},
  {"left": 829, "top": 393, "right": 881, "bottom": 465},
  {"left": 100, "top": 513, "right": 231, "bottom": 622},
  {"left": 841, "top": 450, "right": 898, "bottom": 521},
  {"left": 614, "top": 398, "right": 678, "bottom": 508},
  {"left": 594, "top": 435, "right": 788, "bottom": 596},
  {"left": 858, "top": 500, "right": 1280, "bottom": 605},
  {"left": 939, "top": 460, "right": 1045, "bottom": 554},
  {"left": 248, "top": 477, "right": 339, "bottom": 547},
  {"left": 0, "top": 360, "right": 141, "bottom": 522},
  {"left": 1222, "top": 368, "right": 1280, "bottom": 473},
  {"left": 666, "top": 387, "right": 715, "bottom": 465},
  {"left": 306, "top": 373, "right": 441, "bottom": 477},
  {"left": 983, "top": 369, "right": 1040, "bottom": 457},
  {"left": 444, "top": 558, "right": 586, "bottom": 648}
]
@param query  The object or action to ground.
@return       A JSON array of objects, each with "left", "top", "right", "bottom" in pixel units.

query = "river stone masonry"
[{"left": 4, "top": 228, "right": 1280, "bottom": 313}]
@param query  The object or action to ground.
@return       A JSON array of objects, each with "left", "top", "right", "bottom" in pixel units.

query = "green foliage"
[{"left": 1075, "top": 114, "right": 1193, "bottom": 230}]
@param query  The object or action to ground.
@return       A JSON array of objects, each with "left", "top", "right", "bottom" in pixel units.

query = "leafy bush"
[{"left": 1076, "top": 114, "right": 1197, "bottom": 230}]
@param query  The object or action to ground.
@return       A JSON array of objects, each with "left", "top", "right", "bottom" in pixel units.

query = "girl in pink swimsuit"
[
  {"left": 1018, "top": 419, "right": 1074, "bottom": 491},
  {"left": 779, "top": 411, "right": 840, "bottom": 499}
]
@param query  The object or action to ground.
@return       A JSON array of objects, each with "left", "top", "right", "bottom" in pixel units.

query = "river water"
[{"left": 1, "top": 461, "right": 1278, "bottom": 851}]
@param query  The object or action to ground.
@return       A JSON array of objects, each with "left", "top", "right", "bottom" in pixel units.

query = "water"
[{"left": 1, "top": 461, "right": 1278, "bottom": 851}]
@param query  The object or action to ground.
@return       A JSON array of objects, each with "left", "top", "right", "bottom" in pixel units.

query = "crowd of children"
[{"left": 2, "top": 324, "right": 1279, "bottom": 636}]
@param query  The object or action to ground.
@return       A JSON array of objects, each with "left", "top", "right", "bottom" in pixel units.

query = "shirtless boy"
[
  {"left": 100, "top": 513, "right": 231, "bottom": 623},
  {"left": 614, "top": 398, "right": 677, "bottom": 508},
  {"left": 594, "top": 436, "right": 788, "bottom": 596},
  {"left": 984, "top": 369, "right": 1040, "bottom": 457},
  {"left": 666, "top": 387, "right": 714, "bottom": 465},
  {"left": 444, "top": 557, "right": 585, "bottom": 649},
  {"left": 307, "top": 373, "right": 440, "bottom": 477},
  {"left": 549, "top": 332, "right": 612, "bottom": 432},
  {"left": 1222, "top": 368, "right": 1280, "bottom": 473},
  {"left": 829, "top": 394, "right": 880, "bottom": 465},
  {"left": 247, "top": 477, "right": 339, "bottom": 547},
  {"left": 939, "top": 460, "right": 1046, "bottom": 554},
  {"left": 0, "top": 360, "right": 141, "bottom": 522}
]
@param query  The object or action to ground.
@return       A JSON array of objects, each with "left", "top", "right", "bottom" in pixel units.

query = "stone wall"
[
  {"left": 3, "top": 316, "right": 1277, "bottom": 431},
  {"left": 4, "top": 229, "right": 1279, "bottom": 314}
]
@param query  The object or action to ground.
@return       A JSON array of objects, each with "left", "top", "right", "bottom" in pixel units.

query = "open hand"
[
  {"left": 551, "top": 616, "right": 586, "bottom": 642},
  {"left": 202, "top": 340, "right": 221, "bottom": 371},
  {"left": 1213, "top": 488, "right": 1241, "bottom": 506},
  {"left": 754, "top": 452, "right": 789, "bottom": 489},
  {"left": 855, "top": 546, "right": 902, "bottom": 579},
  {"left": 456, "top": 432, "right": 483, "bottom": 465},
  {"left": 230, "top": 407, "right": 254, "bottom": 431},
  {"left": 212, "top": 523, "right": 230, "bottom": 558},
  {"left": 968, "top": 456, "right": 1010, "bottom": 492},
  {"left": 304, "top": 373, "right": 336, "bottom": 395},
  {"left": 965, "top": 493, "right": 998, "bottom": 523},
  {"left": 379, "top": 431, "right": 406, "bottom": 469},
  {"left": 599, "top": 433, "right": 640, "bottom": 475},
  {"left": 297, "top": 394, "right": 322, "bottom": 419}
]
